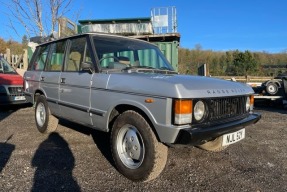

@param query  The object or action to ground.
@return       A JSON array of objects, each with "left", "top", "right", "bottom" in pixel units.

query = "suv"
[
  {"left": 0, "top": 56, "right": 26, "bottom": 105},
  {"left": 24, "top": 33, "right": 261, "bottom": 182}
]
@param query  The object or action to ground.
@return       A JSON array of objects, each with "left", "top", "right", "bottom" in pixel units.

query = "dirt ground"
[{"left": 0, "top": 103, "right": 286, "bottom": 191}]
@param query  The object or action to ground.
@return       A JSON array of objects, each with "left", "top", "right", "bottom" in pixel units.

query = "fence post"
[
  {"left": 12, "top": 55, "right": 18, "bottom": 67},
  {"left": 6, "top": 48, "right": 11, "bottom": 64},
  {"left": 23, "top": 49, "right": 28, "bottom": 69},
  {"left": 246, "top": 75, "right": 250, "bottom": 83}
]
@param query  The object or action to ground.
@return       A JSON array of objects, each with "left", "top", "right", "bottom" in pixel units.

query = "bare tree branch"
[{"left": 3, "top": 0, "right": 75, "bottom": 38}]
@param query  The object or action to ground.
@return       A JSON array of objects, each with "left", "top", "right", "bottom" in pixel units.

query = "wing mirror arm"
[{"left": 81, "top": 62, "right": 94, "bottom": 74}]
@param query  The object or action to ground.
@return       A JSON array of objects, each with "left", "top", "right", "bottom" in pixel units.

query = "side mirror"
[{"left": 81, "top": 62, "right": 94, "bottom": 73}]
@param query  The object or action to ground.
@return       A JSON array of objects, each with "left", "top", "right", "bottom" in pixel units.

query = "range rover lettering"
[{"left": 23, "top": 33, "right": 261, "bottom": 182}]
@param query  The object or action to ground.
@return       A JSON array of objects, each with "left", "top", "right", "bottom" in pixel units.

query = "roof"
[
  {"left": 33, "top": 32, "right": 156, "bottom": 46},
  {"left": 79, "top": 17, "right": 151, "bottom": 24},
  {"left": 130, "top": 33, "right": 181, "bottom": 42}
]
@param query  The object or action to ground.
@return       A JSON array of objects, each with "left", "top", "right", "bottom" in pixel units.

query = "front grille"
[
  {"left": 8, "top": 87, "right": 24, "bottom": 96},
  {"left": 208, "top": 96, "right": 247, "bottom": 121}
]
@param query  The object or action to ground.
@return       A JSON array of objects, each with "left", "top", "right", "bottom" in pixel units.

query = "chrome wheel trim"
[
  {"left": 116, "top": 124, "right": 145, "bottom": 169},
  {"left": 36, "top": 102, "right": 46, "bottom": 127},
  {"left": 267, "top": 84, "right": 276, "bottom": 94}
]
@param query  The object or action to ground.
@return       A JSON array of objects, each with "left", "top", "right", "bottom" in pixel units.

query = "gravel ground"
[{"left": 0, "top": 103, "right": 286, "bottom": 191}]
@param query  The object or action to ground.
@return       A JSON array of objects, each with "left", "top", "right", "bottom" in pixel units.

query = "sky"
[{"left": 0, "top": 0, "right": 286, "bottom": 53}]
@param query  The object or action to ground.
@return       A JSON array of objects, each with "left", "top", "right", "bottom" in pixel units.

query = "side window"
[
  {"left": 46, "top": 41, "right": 66, "bottom": 71},
  {"left": 65, "top": 37, "right": 90, "bottom": 72},
  {"left": 31, "top": 45, "right": 49, "bottom": 71}
]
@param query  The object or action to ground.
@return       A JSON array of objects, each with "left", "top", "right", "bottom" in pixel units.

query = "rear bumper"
[{"left": 174, "top": 113, "right": 261, "bottom": 145}]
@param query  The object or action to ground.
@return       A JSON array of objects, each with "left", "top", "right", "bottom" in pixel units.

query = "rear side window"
[
  {"left": 31, "top": 45, "right": 50, "bottom": 71},
  {"left": 46, "top": 41, "right": 66, "bottom": 71},
  {"left": 65, "top": 37, "right": 90, "bottom": 72}
]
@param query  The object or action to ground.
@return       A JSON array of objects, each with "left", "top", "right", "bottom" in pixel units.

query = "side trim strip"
[
  {"left": 91, "top": 87, "right": 167, "bottom": 99},
  {"left": 46, "top": 98, "right": 105, "bottom": 117},
  {"left": 57, "top": 100, "right": 88, "bottom": 113},
  {"left": 89, "top": 109, "right": 105, "bottom": 117}
]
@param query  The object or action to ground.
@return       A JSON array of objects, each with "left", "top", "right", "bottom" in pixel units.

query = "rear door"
[
  {"left": 39, "top": 40, "right": 66, "bottom": 116},
  {"left": 24, "top": 45, "right": 48, "bottom": 104},
  {"left": 59, "top": 36, "right": 94, "bottom": 125}
]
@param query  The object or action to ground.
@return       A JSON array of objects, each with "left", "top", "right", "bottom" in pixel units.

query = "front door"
[{"left": 59, "top": 36, "right": 93, "bottom": 125}]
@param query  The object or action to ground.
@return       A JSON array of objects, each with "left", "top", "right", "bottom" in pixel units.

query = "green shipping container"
[
  {"left": 130, "top": 33, "right": 180, "bottom": 72},
  {"left": 154, "top": 41, "right": 179, "bottom": 72}
]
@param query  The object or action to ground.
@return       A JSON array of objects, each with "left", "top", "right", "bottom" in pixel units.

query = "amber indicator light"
[
  {"left": 174, "top": 100, "right": 192, "bottom": 114},
  {"left": 250, "top": 95, "right": 254, "bottom": 105},
  {"left": 145, "top": 98, "right": 154, "bottom": 103}
]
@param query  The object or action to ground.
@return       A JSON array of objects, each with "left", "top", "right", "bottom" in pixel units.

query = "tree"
[
  {"left": 233, "top": 50, "right": 258, "bottom": 75},
  {"left": 6, "top": 39, "right": 23, "bottom": 54},
  {"left": 177, "top": 47, "right": 286, "bottom": 76},
  {"left": 22, "top": 35, "right": 29, "bottom": 48},
  {"left": 4, "top": 0, "right": 73, "bottom": 38},
  {"left": 178, "top": 48, "right": 191, "bottom": 74},
  {"left": 0, "top": 38, "right": 6, "bottom": 53}
]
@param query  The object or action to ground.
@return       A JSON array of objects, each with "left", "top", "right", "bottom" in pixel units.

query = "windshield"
[
  {"left": 93, "top": 35, "right": 174, "bottom": 72},
  {"left": 0, "top": 57, "right": 17, "bottom": 74}
]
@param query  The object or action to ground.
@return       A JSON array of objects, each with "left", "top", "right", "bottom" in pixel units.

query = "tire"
[
  {"left": 35, "top": 95, "right": 58, "bottom": 133},
  {"left": 111, "top": 110, "right": 168, "bottom": 182},
  {"left": 266, "top": 82, "right": 278, "bottom": 95},
  {"left": 197, "top": 136, "right": 228, "bottom": 152}
]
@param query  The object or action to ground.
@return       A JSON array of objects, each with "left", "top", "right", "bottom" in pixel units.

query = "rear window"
[{"left": 31, "top": 44, "right": 50, "bottom": 71}]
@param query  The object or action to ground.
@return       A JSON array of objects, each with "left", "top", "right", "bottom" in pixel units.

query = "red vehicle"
[{"left": 0, "top": 56, "right": 26, "bottom": 105}]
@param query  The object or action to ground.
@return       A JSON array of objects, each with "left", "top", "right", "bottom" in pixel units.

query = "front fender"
[{"left": 104, "top": 98, "right": 159, "bottom": 131}]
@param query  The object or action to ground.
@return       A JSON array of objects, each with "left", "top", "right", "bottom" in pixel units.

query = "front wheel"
[
  {"left": 35, "top": 95, "right": 58, "bottom": 133},
  {"left": 111, "top": 111, "right": 168, "bottom": 182}
]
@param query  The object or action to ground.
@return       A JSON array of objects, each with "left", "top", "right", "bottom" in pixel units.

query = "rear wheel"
[
  {"left": 35, "top": 95, "right": 58, "bottom": 133},
  {"left": 197, "top": 136, "right": 228, "bottom": 152},
  {"left": 111, "top": 110, "right": 168, "bottom": 182}
]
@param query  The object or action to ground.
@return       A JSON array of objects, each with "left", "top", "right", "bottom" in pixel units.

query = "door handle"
[
  {"left": 60, "top": 78, "right": 66, "bottom": 84},
  {"left": 40, "top": 77, "right": 45, "bottom": 81}
]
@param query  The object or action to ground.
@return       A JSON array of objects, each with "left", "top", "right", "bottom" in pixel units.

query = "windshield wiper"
[
  {"left": 125, "top": 66, "right": 156, "bottom": 70},
  {"left": 159, "top": 67, "right": 173, "bottom": 71}
]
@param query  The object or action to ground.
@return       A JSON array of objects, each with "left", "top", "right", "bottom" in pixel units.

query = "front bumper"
[
  {"left": 0, "top": 95, "right": 27, "bottom": 105},
  {"left": 174, "top": 113, "right": 261, "bottom": 145}
]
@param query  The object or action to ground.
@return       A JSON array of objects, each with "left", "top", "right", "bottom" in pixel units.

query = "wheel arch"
[
  {"left": 267, "top": 80, "right": 282, "bottom": 88},
  {"left": 33, "top": 89, "right": 46, "bottom": 103},
  {"left": 107, "top": 103, "right": 161, "bottom": 142}
]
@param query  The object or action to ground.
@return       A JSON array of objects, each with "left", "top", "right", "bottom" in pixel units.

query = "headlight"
[
  {"left": 194, "top": 100, "right": 205, "bottom": 121},
  {"left": 246, "top": 96, "right": 251, "bottom": 111},
  {"left": 0, "top": 86, "right": 7, "bottom": 93},
  {"left": 24, "top": 80, "right": 29, "bottom": 91}
]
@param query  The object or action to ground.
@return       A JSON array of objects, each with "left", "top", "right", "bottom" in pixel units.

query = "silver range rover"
[{"left": 24, "top": 33, "right": 261, "bottom": 182}]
